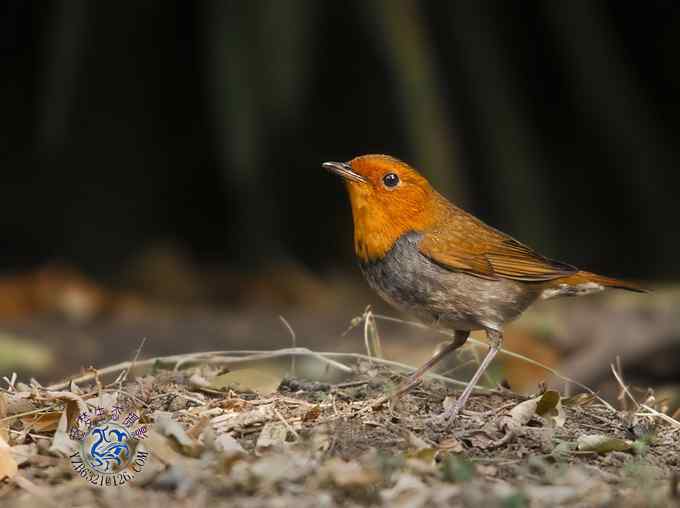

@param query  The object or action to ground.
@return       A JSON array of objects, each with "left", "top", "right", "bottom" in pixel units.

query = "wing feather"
[{"left": 417, "top": 203, "right": 576, "bottom": 281}]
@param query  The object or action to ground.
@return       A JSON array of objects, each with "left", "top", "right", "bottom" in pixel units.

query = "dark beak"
[{"left": 322, "top": 161, "right": 367, "bottom": 184}]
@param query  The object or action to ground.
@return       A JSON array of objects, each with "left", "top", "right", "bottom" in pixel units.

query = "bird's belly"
[{"left": 359, "top": 232, "right": 540, "bottom": 331}]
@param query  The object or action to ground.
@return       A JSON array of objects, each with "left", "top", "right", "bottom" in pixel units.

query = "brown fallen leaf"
[
  {"left": 536, "top": 390, "right": 560, "bottom": 416},
  {"left": 508, "top": 391, "right": 566, "bottom": 429},
  {"left": 21, "top": 411, "right": 62, "bottom": 433},
  {"left": 155, "top": 414, "right": 203, "bottom": 457},
  {"left": 509, "top": 397, "right": 538, "bottom": 426},
  {"left": 0, "top": 393, "right": 7, "bottom": 419},
  {"left": 0, "top": 435, "right": 18, "bottom": 480},
  {"left": 302, "top": 405, "right": 321, "bottom": 422},
  {"left": 536, "top": 390, "right": 566, "bottom": 428}
]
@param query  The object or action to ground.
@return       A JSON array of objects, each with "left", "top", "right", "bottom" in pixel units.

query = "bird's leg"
[
  {"left": 435, "top": 328, "right": 502, "bottom": 423},
  {"left": 372, "top": 330, "right": 469, "bottom": 409}
]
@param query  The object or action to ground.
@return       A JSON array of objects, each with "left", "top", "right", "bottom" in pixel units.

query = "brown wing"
[{"left": 418, "top": 205, "right": 576, "bottom": 282}]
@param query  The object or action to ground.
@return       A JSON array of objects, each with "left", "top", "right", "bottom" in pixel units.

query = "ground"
[{"left": 1, "top": 351, "right": 679, "bottom": 507}]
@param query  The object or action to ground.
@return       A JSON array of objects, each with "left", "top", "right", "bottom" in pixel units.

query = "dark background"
[
  {"left": 1, "top": 1, "right": 679, "bottom": 392},
  {"left": 3, "top": 0, "right": 678, "bottom": 281}
]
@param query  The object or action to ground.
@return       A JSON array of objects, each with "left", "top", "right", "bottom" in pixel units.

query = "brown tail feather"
[{"left": 556, "top": 271, "right": 648, "bottom": 293}]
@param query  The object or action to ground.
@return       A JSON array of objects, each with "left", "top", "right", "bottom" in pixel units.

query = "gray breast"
[{"left": 359, "top": 232, "right": 541, "bottom": 331}]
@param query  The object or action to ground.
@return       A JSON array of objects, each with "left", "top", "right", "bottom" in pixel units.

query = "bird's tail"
[
  {"left": 566, "top": 271, "right": 647, "bottom": 292},
  {"left": 541, "top": 270, "right": 648, "bottom": 299}
]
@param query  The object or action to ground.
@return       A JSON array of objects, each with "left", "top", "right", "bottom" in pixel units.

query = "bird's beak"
[{"left": 322, "top": 161, "right": 367, "bottom": 184}]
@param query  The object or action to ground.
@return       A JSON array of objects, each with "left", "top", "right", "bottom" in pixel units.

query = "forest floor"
[{"left": 1, "top": 347, "right": 679, "bottom": 508}]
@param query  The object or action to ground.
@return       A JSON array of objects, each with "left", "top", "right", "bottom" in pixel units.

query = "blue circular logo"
[{"left": 80, "top": 422, "right": 133, "bottom": 475}]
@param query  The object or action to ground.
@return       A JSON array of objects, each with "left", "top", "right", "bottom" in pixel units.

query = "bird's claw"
[{"left": 428, "top": 401, "right": 463, "bottom": 431}]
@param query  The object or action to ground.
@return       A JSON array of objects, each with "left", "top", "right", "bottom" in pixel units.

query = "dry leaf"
[
  {"left": 536, "top": 390, "right": 560, "bottom": 416},
  {"left": 10, "top": 443, "right": 37, "bottom": 466},
  {"left": 210, "top": 368, "right": 283, "bottom": 394},
  {"left": 536, "top": 390, "right": 566, "bottom": 428},
  {"left": 404, "top": 430, "right": 430, "bottom": 451},
  {"left": 214, "top": 433, "right": 246, "bottom": 456},
  {"left": 0, "top": 393, "right": 7, "bottom": 418},
  {"left": 577, "top": 434, "right": 633, "bottom": 454},
  {"left": 509, "top": 397, "right": 539, "bottom": 426},
  {"left": 143, "top": 429, "right": 187, "bottom": 465},
  {"left": 186, "top": 416, "right": 210, "bottom": 439},
  {"left": 21, "top": 411, "right": 62, "bottom": 433},
  {"left": 213, "top": 432, "right": 247, "bottom": 473},
  {"left": 310, "top": 427, "right": 332, "bottom": 457},
  {"left": 212, "top": 405, "right": 274, "bottom": 433},
  {"left": 155, "top": 414, "right": 202, "bottom": 457},
  {"left": 467, "top": 431, "right": 498, "bottom": 450},
  {"left": 320, "top": 457, "right": 380, "bottom": 488},
  {"left": 188, "top": 373, "right": 212, "bottom": 389},
  {"left": 508, "top": 391, "right": 566, "bottom": 429},
  {"left": 442, "top": 396, "right": 457, "bottom": 412},
  {"left": 302, "top": 405, "right": 321, "bottom": 422},
  {"left": 48, "top": 407, "right": 75, "bottom": 456},
  {"left": 255, "top": 422, "right": 288, "bottom": 455},
  {"left": 381, "top": 474, "right": 429, "bottom": 508},
  {"left": 0, "top": 434, "right": 18, "bottom": 480}
]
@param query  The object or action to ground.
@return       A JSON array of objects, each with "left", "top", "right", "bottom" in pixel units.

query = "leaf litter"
[{"left": 0, "top": 348, "right": 678, "bottom": 507}]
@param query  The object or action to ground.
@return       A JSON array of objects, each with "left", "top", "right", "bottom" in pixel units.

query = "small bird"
[{"left": 323, "top": 154, "right": 645, "bottom": 423}]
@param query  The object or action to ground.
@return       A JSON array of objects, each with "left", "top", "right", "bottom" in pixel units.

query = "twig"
[
  {"left": 47, "top": 347, "right": 354, "bottom": 390},
  {"left": 334, "top": 380, "right": 370, "bottom": 389},
  {"left": 173, "top": 349, "right": 353, "bottom": 373},
  {"left": 279, "top": 316, "right": 297, "bottom": 377},
  {"left": 0, "top": 406, "right": 59, "bottom": 425},
  {"left": 615, "top": 356, "right": 628, "bottom": 412},
  {"left": 272, "top": 404, "right": 300, "bottom": 441},
  {"left": 362, "top": 307, "right": 384, "bottom": 360},
  {"left": 637, "top": 404, "right": 680, "bottom": 430},
  {"left": 120, "top": 337, "right": 147, "bottom": 386},
  {"left": 610, "top": 362, "right": 640, "bottom": 410}
]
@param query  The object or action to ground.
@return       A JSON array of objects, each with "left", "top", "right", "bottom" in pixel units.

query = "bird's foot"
[{"left": 428, "top": 400, "right": 464, "bottom": 431}]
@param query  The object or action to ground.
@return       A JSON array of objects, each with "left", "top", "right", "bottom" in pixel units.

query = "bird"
[{"left": 323, "top": 154, "right": 645, "bottom": 423}]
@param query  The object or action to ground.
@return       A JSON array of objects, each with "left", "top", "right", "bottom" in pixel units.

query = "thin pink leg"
[
  {"left": 436, "top": 329, "right": 503, "bottom": 423},
  {"left": 372, "top": 330, "right": 469, "bottom": 408}
]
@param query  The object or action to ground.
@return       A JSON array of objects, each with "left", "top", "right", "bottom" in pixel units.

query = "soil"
[{"left": 1, "top": 355, "right": 679, "bottom": 508}]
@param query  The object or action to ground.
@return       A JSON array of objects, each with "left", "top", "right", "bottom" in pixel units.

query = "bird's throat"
[{"left": 347, "top": 183, "right": 438, "bottom": 263}]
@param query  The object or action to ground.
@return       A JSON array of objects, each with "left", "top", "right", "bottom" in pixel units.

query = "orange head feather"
[{"left": 323, "top": 154, "right": 444, "bottom": 262}]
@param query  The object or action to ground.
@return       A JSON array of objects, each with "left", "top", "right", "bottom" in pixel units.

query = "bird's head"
[{"left": 323, "top": 154, "right": 441, "bottom": 262}]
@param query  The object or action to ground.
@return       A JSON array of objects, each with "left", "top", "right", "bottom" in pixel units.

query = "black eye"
[{"left": 383, "top": 173, "right": 400, "bottom": 188}]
